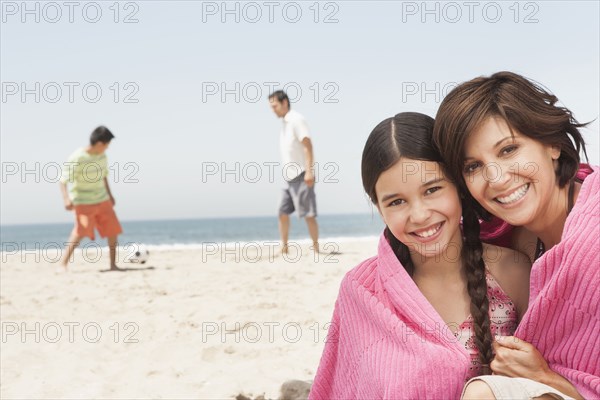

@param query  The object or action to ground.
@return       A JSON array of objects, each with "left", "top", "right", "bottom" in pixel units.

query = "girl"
[
  {"left": 433, "top": 71, "right": 599, "bottom": 399},
  {"left": 309, "top": 112, "right": 531, "bottom": 399}
]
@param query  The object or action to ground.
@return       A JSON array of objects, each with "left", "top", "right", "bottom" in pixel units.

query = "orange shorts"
[{"left": 72, "top": 200, "right": 123, "bottom": 240}]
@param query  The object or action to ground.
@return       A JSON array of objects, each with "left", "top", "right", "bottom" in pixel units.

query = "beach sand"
[{"left": 0, "top": 238, "right": 378, "bottom": 399}]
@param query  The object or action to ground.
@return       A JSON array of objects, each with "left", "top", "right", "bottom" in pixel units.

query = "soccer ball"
[{"left": 127, "top": 243, "right": 150, "bottom": 264}]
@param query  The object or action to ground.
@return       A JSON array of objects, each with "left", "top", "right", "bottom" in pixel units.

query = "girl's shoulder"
[
  {"left": 481, "top": 243, "right": 531, "bottom": 318},
  {"left": 482, "top": 243, "right": 531, "bottom": 279}
]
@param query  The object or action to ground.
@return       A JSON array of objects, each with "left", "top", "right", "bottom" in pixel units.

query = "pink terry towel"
[
  {"left": 514, "top": 167, "right": 600, "bottom": 399},
  {"left": 309, "top": 233, "right": 475, "bottom": 399},
  {"left": 310, "top": 167, "right": 599, "bottom": 399}
]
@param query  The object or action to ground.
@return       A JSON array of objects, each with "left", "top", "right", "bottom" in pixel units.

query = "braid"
[
  {"left": 384, "top": 227, "right": 414, "bottom": 276},
  {"left": 461, "top": 200, "right": 494, "bottom": 375}
]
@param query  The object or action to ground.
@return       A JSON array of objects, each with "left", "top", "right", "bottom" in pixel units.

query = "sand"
[{"left": 0, "top": 238, "right": 378, "bottom": 399}]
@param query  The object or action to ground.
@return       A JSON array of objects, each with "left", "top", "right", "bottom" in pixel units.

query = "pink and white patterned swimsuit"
[{"left": 454, "top": 270, "right": 518, "bottom": 380}]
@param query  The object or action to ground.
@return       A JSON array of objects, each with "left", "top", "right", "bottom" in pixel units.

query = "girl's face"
[
  {"left": 376, "top": 158, "right": 463, "bottom": 260},
  {"left": 462, "top": 117, "right": 560, "bottom": 227}
]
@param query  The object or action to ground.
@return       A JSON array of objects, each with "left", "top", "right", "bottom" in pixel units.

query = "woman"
[
  {"left": 309, "top": 112, "right": 531, "bottom": 399},
  {"left": 433, "top": 71, "right": 599, "bottom": 399}
]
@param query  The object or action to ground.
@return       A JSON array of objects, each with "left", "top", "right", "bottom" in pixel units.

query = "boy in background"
[{"left": 59, "top": 126, "right": 123, "bottom": 272}]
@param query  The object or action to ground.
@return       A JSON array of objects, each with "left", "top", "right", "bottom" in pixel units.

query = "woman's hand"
[
  {"left": 491, "top": 336, "right": 551, "bottom": 382},
  {"left": 492, "top": 336, "right": 585, "bottom": 400}
]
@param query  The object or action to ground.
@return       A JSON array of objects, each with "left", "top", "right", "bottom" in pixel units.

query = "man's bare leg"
[
  {"left": 305, "top": 216, "right": 319, "bottom": 253},
  {"left": 279, "top": 213, "right": 290, "bottom": 254}
]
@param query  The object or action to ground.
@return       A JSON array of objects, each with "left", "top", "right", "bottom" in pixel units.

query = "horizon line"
[{"left": 0, "top": 211, "right": 380, "bottom": 228}]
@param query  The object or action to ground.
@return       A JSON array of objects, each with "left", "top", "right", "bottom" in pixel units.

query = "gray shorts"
[
  {"left": 279, "top": 172, "right": 317, "bottom": 218},
  {"left": 462, "top": 376, "right": 575, "bottom": 400}
]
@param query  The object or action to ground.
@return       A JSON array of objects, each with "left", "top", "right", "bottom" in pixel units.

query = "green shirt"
[{"left": 60, "top": 148, "right": 110, "bottom": 205}]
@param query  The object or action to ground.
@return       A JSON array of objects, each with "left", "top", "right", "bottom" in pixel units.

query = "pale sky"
[{"left": 1, "top": 0, "right": 599, "bottom": 225}]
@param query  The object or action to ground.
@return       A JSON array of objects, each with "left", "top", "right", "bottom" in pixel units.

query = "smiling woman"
[
  {"left": 433, "top": 71, "right": 599, "bottom": 400},
  {"left": 433, "top": 71, "right": 590, "bottom": 260},
  {"left": 462, "top": 117, "right": 563, "bottom": 230}
]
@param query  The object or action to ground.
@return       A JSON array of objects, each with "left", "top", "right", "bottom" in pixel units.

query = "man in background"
[
  {"left": 268, "top": 90, "right": 319, "bottom": 255},
  {"left": 59, "top": 126, "right": 123, "bottom": 272}
]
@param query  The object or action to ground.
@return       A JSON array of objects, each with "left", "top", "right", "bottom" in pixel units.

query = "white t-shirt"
[{"left": 280, "top": 109, "right": 311, "bottom": 181}]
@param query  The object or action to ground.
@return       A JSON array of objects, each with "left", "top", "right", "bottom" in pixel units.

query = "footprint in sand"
[
  {"left": 201, "top": 346, "right": 219, "bottom": 362},
  {"left": 257, "top": 302, "right": 278, "bottom": 309}
]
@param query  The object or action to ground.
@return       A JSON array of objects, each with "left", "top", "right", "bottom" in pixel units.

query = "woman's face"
[
  {"left": 375, "top": 158, "right": 463, "bottom": 260},
  {"left": 462, "top": 117, "right": 560, "bottom": 227}
]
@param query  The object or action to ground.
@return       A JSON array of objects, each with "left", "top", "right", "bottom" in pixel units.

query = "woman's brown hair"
[{"left": 433, "top": 71, "right": 589, "bottom": 189}]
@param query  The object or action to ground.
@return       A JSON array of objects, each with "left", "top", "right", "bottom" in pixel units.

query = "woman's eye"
[
  {"left": 389, "top": 199, "right": 405, "bottom": 207},
  {"left": 425, "top": 186, "right": 442, "bottom": 195},
  {"left": 501, "top": 145, "right": 518, "bottom": 155},
  {"left": 463, "top": 162, "right": 481, "bottom": 174}
]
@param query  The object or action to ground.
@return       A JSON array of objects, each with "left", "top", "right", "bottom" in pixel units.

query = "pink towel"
[
  {"left": 310, "top": 166, "right": 599, "bottom": 399},
  {"left": 514, "top": 166, "right": 600, "bottom": 399},
  {"left": 309, "top": 234, "right": 475, "bottom": 399}
]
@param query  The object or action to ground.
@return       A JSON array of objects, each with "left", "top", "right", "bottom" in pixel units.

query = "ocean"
[{"left": 0, "top": 213, "right": 384, "bottom": 251}]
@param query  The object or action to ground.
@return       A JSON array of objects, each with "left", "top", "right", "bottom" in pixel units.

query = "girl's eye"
[
  {"left": 389, "top": 198, "right": 406, "bottom": 207},
  {"left": 425, "top": 186, "right": 442, "bottom": 195},
  {"left": 463, "top": 161, "right": 481, "bottom": 174},
  {"left": 501, "top": 145, "right": 518, "bottom": 155}
]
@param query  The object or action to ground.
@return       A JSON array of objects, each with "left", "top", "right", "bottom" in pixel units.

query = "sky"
[{"left": 1, "top": 0, "right": 599, "bottom": 225}]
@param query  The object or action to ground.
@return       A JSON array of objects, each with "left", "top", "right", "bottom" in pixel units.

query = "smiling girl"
[{"left": 309, "top": 112, "right": 531, "bottom": 399}]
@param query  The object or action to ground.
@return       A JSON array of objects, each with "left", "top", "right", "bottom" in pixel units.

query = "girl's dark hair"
[
  {"left": 362, "top": 112, "right": 493, "bottom": 375},
  {"left": 90, "top": 126, "right": 115, "bottom": 145},
  {"left": 433, "top": 71, "right": 589, "bottom": 190}
]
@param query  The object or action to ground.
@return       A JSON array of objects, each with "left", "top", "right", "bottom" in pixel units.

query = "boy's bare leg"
[
  {"left": 59, "top": 232, "right": 82, "bottom": 272},
  {"left": 279, "top": 213, "right": 290, "bottom": 254},
  {"left": 305, "top": 216, "right": 319, "bottom": 253},
  {"left": 108, "top": 236, "right": 121, "bottom": 270}
]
